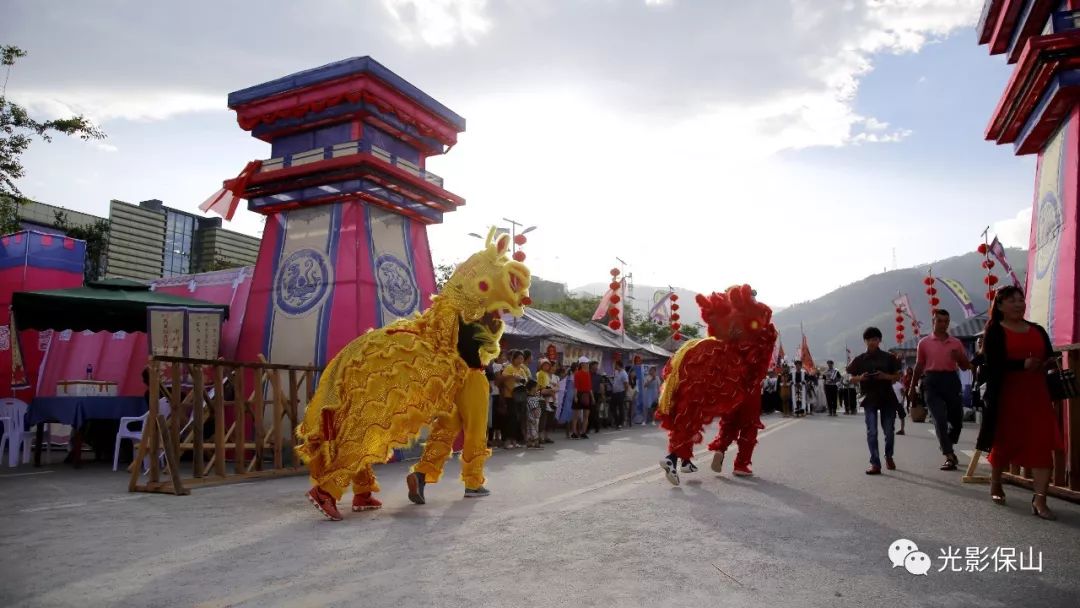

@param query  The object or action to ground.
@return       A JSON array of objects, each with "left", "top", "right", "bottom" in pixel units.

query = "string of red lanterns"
[
  {"left": 924, "top": 269, "right": 940, "bottom": 318},
  {"left": 608, "top": 268, "right": 622, "bottom": 332},
  {"left": 513, "top": 233, "right": 532, "bottom": 306},
  {"left": 894, "top": 303, "right": 905, "bottom": 345},
  {"left": 977, "top": 241, "right": 998, "bottom": 301},
  {"left": 670, "top": 293, "right": 682, "bottom": 341}
]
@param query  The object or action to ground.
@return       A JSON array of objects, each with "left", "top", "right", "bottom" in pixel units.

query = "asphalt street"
[{"left": 1, "top": 412, "right": 1078, "bottom": 608}]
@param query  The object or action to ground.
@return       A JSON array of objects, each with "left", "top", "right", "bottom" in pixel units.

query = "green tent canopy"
[{"left": 11, "top": 278, "right": 229, "bottom": 333}]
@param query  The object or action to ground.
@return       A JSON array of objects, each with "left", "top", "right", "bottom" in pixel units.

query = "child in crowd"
[{"left": 525, "top": 379, "right": 544, "bottom": 449}]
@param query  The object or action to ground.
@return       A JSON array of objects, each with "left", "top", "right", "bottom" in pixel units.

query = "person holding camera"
[{"left": 847, "top": 327, "right": 903, "bottom": 475}]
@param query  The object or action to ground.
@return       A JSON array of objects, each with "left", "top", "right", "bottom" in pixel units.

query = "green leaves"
[{"left": 0, "top": 45, "right": 106, "bottom": 215}]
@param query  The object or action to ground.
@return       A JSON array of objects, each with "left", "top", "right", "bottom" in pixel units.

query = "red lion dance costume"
[{"left": 657, "top": 285, "right": 777, "bottom": 485}]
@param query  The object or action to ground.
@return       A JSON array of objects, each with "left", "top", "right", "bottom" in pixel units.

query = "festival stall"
[
  {"left": 1, "top": 231, "right": 86, "bottom": 400},
  {"left": 10, "top": 279, "right": 228, "bottom": 466}
]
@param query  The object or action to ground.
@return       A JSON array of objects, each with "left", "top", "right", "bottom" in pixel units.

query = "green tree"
[
  {"left": 531, "top": 293, "right": 602, "bottom": 325},
  {"left": 1, "top": 46, "right": 106, "bottom": 234},
  {"left": 52, "top": 210, "right": 109, "bottom": 283}
]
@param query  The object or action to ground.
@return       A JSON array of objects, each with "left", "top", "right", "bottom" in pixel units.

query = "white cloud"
[
  {"left": 381, "top": 0, "right": 492, "bottom": 47},
  {"left": 11, "top": 89, "right": 221, "bottom": 123},
  {"left": 992, "top": 207, "right": 1033, "bottom": 248},
  {"left": 89, "top": 141, "right": 118, "bottom": 153}
]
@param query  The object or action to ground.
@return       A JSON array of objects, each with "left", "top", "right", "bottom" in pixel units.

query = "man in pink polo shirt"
[{"left": 907, "top": 309, "right": 972, "bottom": 471}]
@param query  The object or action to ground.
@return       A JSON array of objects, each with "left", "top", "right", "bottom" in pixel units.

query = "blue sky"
[{"left": 2, "top": 0, "right": 1037, "bottom": 306}]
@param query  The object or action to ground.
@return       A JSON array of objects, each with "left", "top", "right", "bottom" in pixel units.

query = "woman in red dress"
[{"left": 975, "top": 286, "right": 1063, "bottom": 520}]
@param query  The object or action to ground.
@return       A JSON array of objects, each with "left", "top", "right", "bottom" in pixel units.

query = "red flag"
[{"left": 800, "top": 333, "right": 815, "bottom": 372}]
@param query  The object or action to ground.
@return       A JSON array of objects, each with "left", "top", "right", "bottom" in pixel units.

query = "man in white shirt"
[{"left": 610, "top": 361, "right": 630, "bottom": 430}]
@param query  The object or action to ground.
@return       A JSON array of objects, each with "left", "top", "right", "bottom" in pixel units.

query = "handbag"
[{"left": 1046, "top": 367, "right": 1079, "bottom": 401}]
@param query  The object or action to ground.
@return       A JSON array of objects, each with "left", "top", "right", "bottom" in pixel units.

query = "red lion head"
[{"left": 695, "top": 284, "right": 774, "bottom": 341}]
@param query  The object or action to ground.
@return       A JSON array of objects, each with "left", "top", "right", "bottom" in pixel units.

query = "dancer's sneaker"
[
  {"left": 681, "top": 461, "right": 698, "bottom": 474},
  {"left": 464, "top": 486, "right": 491, "bottom": 498},
  {"left": 352, "top": 491, "right": 383, "bottom": 511},
  {"left": 733, "top": 465, "right": 753, "bottom": 477},
  {"left": 660, "top": 458, "right": 680, "bottom": 486},
  {"left": 711, "top": 451, "right": 726, "bottom": 473},
  {"left": 406, "top": 471, "right": 426, "bottom": 505},
  {"left": 306, "top": 486, "right": 343, "bottom": 521}
]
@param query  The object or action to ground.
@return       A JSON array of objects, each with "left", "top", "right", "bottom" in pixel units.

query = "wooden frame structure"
[
  {"left": 129, "top": 355, "right": 319, "bottom": 495},
  {"left": 963, "top": 344, "right": 1080, "bottom": 503}
]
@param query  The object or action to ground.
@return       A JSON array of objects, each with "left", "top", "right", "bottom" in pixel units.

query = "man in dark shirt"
[
  {"left": 846, "top": 327, "right": 902, "bottom": 475},
  {"left": 823, "top": 361, "right": 842, "bottom": 416}
]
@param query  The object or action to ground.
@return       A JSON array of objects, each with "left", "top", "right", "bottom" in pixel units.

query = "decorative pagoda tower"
[
  {"left": 978, "top": 2, "right": 1079, "bottom": 347},
  {"left": 978, "top": 2, "right": 1080, "bottom": 497},
  {"left": 215, "top": 57, "right": 466, "bottom": 367}
]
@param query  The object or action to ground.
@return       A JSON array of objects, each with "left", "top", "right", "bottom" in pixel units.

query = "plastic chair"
[
  {"left": 0, "top": 398, "right": 35, "bottom": 467},
  {"left": 113, "top": 398, "right": 171, "bottom": 472}
]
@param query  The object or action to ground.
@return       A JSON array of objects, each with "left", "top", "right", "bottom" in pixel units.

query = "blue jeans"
[{"left": 865, "top": 407, "right": 895, "bottom": 467}]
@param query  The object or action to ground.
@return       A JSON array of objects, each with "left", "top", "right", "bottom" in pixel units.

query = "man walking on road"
[
  {"left": 823, "top": 360, "right": 841, "bottom": 416},
  {"left": 907, "top": 309, "right": 972, "bottom": 471},
  {"left": 847, "top": 327, "right": 903, "bottom": 475}
]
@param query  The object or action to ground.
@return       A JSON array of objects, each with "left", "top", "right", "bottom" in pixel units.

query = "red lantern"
[
  {"left": 513, "top": 251, "right": 526, "bottom": 262},
  {"left": 896, "top": 333, "right": 905, "bottom": 342},
  {"left": 928, "top": 288, "right": 938, "bottom": 296},
  {"left": 896, "top": 324, "right": 905, "bottom": 332},
  {"left": 930, "top": 297, "right": 940, "bottom": 306},
  {"left": 609, "top": 319, "right": 622, "bottom": 331},
  {"left": 671, "top": 313, "right": 680, "bottom": 322},
  {"left": 670, "top": 294, "right": 678, "bottom": 302},
  {"left": 895, "top": 315, "right": 904, "bottom": 323},
  {"left": 985, "top": 290, "right": 996, "bottom": 300},
  {"left": 608, "top": 308, "right": 620, "bottom": 318},
  {"left": 610, "top": 294, "right": 621, "bottom": 304},
  {"left": 610, "top": 268, "right": 620, "bottom": 277},
  {"left": 673, "top": 332, "right": 683, "bottom": 341},
  {"left": 923, "top": 277, "right": 933, "bottom": 286},
  {"left": 982, "top": 260, "right": 995, "bottom": 269},
  {"left": 671, "top": 322, "right": 681, "bottom": 331},
  {"left": 671, "top": 303, "right": 680, "bottom": 311},
  {"left": 609, "top": 281, "right": 620, "bottom": 291},
  {"left": 984, "top": 275, "right": 999, "bottom": 286},
  {"left": 977, "top": 243, "right": 989, "bottom": 255},
  {"left": 513, "top": 234, "right": 527, "bottom": 246}
]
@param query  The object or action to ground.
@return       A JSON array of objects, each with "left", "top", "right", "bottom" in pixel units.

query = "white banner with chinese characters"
[
  {"left": 187, "top": 309, "right": 223, "bottom": 361},
  {"left": 148, "top": 307, "right": 186, "bottom": 358}
]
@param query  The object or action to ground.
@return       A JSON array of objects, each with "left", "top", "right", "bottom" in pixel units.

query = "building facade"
[{"left": 18, "top": 198, "right": 259, "bottom": 281}]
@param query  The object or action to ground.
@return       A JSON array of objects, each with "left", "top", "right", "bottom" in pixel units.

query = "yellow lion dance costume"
[{"left": 297, "top": 228, "right": 531, "bottom": 520}]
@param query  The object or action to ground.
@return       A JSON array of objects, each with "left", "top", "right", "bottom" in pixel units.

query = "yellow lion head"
[{"left": 437, "top": 227, "right": 531, "bottom": 363}]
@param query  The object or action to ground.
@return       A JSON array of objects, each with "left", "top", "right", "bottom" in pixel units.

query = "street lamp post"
[{"left": 470, "top": 220, "right": 536, "bottom": 254}]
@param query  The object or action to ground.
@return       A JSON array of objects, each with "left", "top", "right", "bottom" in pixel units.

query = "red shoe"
[
  {"left": 885, "top": 457, "right": 896, "bottom": 470},
  {"left": 732, "top": 465, "right": 753, "bottom": 477},
  {"left": 865, "top": 465, "right": 882, "bottom": 475},
  {"left": 306, "top": 487, "right": 343, "bottom": 521},
  {"left": 352, "top": 491, "right": 383, "bottom": 512}
]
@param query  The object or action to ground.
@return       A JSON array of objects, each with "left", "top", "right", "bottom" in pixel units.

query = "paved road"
[{"left": 1, "top": 412, "right": 1079, "bottom": 607}]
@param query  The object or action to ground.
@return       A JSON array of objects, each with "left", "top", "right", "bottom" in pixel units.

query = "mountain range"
[{"left": 570, "top": 248, "right": 1027, "bottom": 360}]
